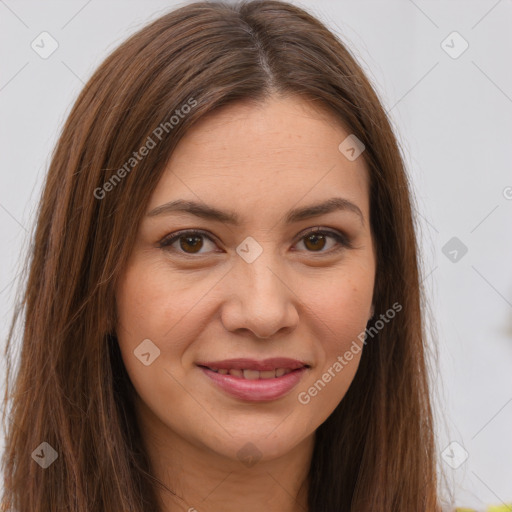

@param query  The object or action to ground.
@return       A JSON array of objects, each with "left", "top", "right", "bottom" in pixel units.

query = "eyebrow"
[{"left": 147, "top": 197, "right": 364, "bottom": 226}]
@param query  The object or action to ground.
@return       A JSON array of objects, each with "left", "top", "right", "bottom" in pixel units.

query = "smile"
[
  {"left": 196, "top": 358, "right": 310, "bottom": 402},
  {"left": 203, "top": 367, "right": 294, "bottom": 379}
]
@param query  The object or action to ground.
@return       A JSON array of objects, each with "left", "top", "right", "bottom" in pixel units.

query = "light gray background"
[{"left": 1, "top": 0, "right": 511, "bottom": 509}]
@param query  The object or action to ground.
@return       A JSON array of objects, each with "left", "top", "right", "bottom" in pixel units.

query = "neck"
[{"left": 135, "top": 396, "right": 313, "bottom": 512}]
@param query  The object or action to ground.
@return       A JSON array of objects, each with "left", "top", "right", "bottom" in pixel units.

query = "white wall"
[{"left": 1, "top": 1, "right": 511, "bottom": 509}]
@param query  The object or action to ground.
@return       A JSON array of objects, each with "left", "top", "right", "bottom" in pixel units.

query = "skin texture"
[{"left": 115, "top": 94, "right": 376, "bottom": 512}]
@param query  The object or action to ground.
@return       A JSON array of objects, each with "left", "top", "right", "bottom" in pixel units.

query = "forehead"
[{"left": 148, "top": 95, "right": 370, "bottom": 222}]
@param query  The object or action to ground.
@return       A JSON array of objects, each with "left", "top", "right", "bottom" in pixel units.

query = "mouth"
[
  {"left": 199, "top": 367, "right": 298, "bottom": 379},
  {"left": 196, "top": 358, "right": 311, "bottom": 402}
]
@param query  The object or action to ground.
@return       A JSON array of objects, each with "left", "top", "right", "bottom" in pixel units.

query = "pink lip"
[
  {"left": 196, "top": 357, "right": 308, "bottom": 371},
  {"left": 199, "top": 366, "right": 309, "bottom": 402}
]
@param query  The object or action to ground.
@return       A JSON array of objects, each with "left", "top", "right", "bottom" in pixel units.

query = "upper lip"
[{"left": 196, "top": 358, "right": 310, "bottom": 371}]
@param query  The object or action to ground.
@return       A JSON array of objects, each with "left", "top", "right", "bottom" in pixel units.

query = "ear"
[{"left": 369, "top": 304, "right": 375, "bottom": 320}]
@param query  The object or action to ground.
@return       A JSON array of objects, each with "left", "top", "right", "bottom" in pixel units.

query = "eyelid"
[
  {"left": 293, "top": 226, "right": 353, "bottom": 252},
  {"left": 158, "top": 226, "right": 352, "bottom": 256},
  {"left": 158, "top": 229, "right": 218, "bottom": 252},
  {"left": 295, "top": 226, "right": 349, "bottom": 244}
]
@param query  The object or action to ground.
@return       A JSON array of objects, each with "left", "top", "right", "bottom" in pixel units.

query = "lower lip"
[{"left": 199, "top": 366, "right": 308, "bottom": 402}]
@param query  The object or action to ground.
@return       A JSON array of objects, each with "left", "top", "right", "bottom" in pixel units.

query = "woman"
[{"left": 1, "top": 1, "right": 445, "bottom": 510}]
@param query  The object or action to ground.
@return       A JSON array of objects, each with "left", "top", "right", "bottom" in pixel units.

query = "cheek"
[
  {"left": 306, "top": 263, "right": 375, "bottom": 348},
  {"left": 295, "top": 266, "right": 374, "bottom": 417},
  {"left": 115, "top": 258, "right": 222, "bottom": 379},
  {"left": 114, "top": 261, "right": 196, "bottom": 416},
  {"left": 313, "top": 285, "right": 368, "bottom": 378},
  {"left": 116, "top": 259, "right": 199, "bottom": 339}
]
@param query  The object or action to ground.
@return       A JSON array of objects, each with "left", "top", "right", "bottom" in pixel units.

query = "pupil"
[
  {"left": 305, "top": 233, "right": 325, "bottom": 251},
  {"left": 177, "top": 233, "right": 327, "bottom": 253},
  {"left": 181, "top": 235, "right": 203, "bottom": 253}
]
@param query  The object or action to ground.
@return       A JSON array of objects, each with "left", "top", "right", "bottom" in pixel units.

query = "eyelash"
[{"left": 158, "top": 227, "right": 352, "bottom": 257}]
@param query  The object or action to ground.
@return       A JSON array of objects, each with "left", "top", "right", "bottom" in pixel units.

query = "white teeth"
[
  {"left": 208, "top": 367, "right": 296, "bottom": 379},
  {"left": 243, "top": 369, "right": 260, "bottom": 380}
]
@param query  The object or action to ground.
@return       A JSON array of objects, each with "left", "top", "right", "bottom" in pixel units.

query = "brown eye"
[
  {"left": 178, "top": 234, "right": 203, "bottom": 253},
  {"left": 295, "top": 229, "right": 351, "bottom": 254},
  {"left": 159, "top": 230, "right": 217, "bottom": 255},
  {"left": 159, "top": 228, "right": 351, "bottom": 258},
  {"left": 303, "top": 232, "right": 327, "bottom": 251}
]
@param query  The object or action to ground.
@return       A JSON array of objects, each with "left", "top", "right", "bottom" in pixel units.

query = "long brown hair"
[{"left": 1, "top": 1, "right": 443, "bottom": 510}]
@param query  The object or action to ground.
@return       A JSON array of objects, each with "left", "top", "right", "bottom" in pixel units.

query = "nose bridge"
[
  {"left": 221, "top": 237, "right": 298, "bottom": 338},
  {"left": 237, "top": 239, "right": 286, "bottom": 304}
]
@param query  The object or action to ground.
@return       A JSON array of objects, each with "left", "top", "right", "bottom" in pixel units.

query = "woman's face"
[{"left": 115, "top": 94, "right": 375, "bottom": 464}]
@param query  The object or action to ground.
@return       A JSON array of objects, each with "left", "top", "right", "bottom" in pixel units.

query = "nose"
[{"left": 220, "top": 252, "right": 299, "bottom": 339}]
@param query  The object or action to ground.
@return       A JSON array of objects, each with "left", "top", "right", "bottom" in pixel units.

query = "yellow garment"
[{"left": 455, "top": 505, "right": 512, "bottom": 512}]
